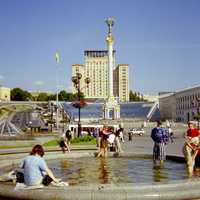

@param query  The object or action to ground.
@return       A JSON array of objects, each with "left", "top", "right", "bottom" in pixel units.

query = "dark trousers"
[
  {"left": 42, "top": 175, "right": 53, "bottom": 186},
  {"left": 16, "top": 171, "right": 53, "bottom": 186},
  {"left": 195, "top": 154, "right": 200, "bottom": 168}
]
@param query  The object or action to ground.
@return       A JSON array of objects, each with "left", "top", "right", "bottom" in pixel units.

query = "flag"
[{"left": 55, "top": 52, "right": 60, "bottom": 63}]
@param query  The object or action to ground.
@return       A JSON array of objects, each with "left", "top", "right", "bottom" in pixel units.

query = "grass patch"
[
  {"left": 43, "top": 140, "right": 59, "bottom": 147},
  {"left": 0, "top": 145, "right": 30, "bottom": 149},
  {"left": 43, "top": 135, "right": 96, "bottom": 147},
  {"left": 0, "top": 107, "right": 12, "bottom": 118}
]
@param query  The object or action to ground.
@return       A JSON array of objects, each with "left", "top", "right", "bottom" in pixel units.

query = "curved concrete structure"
[{"left": 0, "top": 151, "right": 199, "bottom": 200}]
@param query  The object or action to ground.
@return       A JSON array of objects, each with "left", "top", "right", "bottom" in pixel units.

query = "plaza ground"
[{"left": 0, "top": 123, "right": 198, "bottom": 200}]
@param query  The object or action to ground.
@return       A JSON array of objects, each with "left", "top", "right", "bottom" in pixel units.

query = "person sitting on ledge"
[{"left": 19, "top": 144, "right": 62, "bottom": 186}]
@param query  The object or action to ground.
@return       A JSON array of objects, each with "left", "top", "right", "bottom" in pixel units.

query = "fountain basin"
[{"left": 0, "top": 151, "right": 199, "bottom": 200}]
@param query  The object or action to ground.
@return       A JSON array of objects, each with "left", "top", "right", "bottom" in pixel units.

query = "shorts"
[
  {"left": 153, "top": 142, "right": 166, "bottom": 161},
  {"left": 42, "top": 175, "right": 53, "bottom": 186},
  {"left": 100, "top": 139, "right": 108, "bottom": 149},
  {"left": 59, "top": 140, "right": 66, "bottom": 148}
]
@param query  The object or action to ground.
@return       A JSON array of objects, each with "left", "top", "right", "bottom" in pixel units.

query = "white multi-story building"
[
  {"left": 159, "top": 85, "right": 200, "bottom": 122},
  {"left": 72, "top": 50, "right": 129, "bottom": 102},
  {"left": 114, "top": 64, "right": 129, "bottom": 102}
]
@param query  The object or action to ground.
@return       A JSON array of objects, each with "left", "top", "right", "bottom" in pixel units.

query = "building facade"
[
  {"left": 159, "top": 92, "right": 176, "bottom": 121},
  {"left": 143, "top": 94, "right": 159, "bottom": 102},
  {"left": 159, "top": 85, "right": 200, "bottom": 122},
  {"left": 114, "top": 64, "right": 129, "bottom": 102},
  {"left": 72, "top": 50, "right": 129, "bottom": 102},
  {"left": 0, "top": 86, "right": 10, "bottom": 102}
]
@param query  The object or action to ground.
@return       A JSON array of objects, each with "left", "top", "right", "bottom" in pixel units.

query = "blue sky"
[{"left": 0, "top": 0, "right": 200, "bottom": 95}]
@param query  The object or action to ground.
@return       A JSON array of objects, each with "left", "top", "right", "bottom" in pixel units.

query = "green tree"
[
  {"left": 129, "top": 90, "right": 135, "bottom": 101},
  {"left": 47, "top": 94, "right": 56, "bottom": 101},
  {"left": 37, "top": 93, "right": 49, "bottom": 101},
  {"left": 73, "top": 92, "right": 84, "bottom": 101},
  {"left": 58, "top": 90, "right": 68, "bottom": 101},
  {"left": 11, "top": 88, "right": 32, "bottom": 101},
  {"left": 58, "top": 90, "right": 80, "bottom": 101},
  {"left": 24, "top": 90, "right": 33, "bottom": 101},
  {"left": 129, "top": 90, "right": 144, "bottom": 102}
]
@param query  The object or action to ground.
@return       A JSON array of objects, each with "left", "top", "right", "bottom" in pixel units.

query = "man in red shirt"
[{"left": 183, "top": 121, "right": 200, "bottom": 175}]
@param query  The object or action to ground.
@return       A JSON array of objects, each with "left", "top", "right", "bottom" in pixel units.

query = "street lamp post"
[{"left": 72, "top": 73, "right": 90, "bottom": 137}]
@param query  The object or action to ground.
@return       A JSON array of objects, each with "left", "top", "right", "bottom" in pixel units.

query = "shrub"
[{"left": 71, "top": 135, "right": 95, "bottom": 144}]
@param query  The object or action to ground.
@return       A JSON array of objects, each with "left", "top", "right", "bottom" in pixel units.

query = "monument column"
[
  {"left": 105, "top": 18, "right": 114, "bottom": 99},
  {"left": 103, "top": 18, "right": 120, "bottom": 120}
]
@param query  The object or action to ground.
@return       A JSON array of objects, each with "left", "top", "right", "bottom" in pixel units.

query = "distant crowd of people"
[
  {"left": 97, "top": 127, "right": 124, "bottom": 157},
  {"left": 58, "top": 126, "right": 125, "bottom": 156}
]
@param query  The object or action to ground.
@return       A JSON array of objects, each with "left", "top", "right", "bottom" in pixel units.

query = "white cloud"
[
  {"left": 34, "top": 81, "right": 44, "bottom": 86},
  {"left": 66, "top": 84, "right": 72, "bottom": 92},
  {"left": 0, "top": 75, "right": 4, "bottom": 80}
]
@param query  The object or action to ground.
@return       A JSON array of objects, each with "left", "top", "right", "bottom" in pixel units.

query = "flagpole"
[
  {"left": 55, "top": 52, "right": 60, "bottom": 131},
  {"left": 56, "top": 78, "right": 59, "bottom": 131}
]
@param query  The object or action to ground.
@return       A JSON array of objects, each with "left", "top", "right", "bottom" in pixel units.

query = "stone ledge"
[
  {"left": 0, "top": 151, "right": 198, "bottom": 200},
  {"left": 1, "top": 181, "right": 200, "bottom": 200}
]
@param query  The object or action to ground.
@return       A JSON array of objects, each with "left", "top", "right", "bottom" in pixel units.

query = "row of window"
[
  {"left": 176, "top": 93, "right": 200, "bottom": 103},
  {"left": 176, "top": 91, "right": 200, "bottom": 110}
]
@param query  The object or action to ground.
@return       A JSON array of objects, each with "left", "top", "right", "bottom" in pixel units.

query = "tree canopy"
[
  {"left": 129, "top": 90, "right": 144, "bottom": 102},
  {"left": 11, "top": 88, "right": 33, "bottom": 101}
]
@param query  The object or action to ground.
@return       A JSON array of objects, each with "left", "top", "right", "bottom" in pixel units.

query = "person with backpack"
[{"left": 151, "top": 120, "right": 169, "bottom": 165}]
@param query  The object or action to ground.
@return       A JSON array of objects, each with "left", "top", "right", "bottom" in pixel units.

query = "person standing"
[
  {"left": 114, "top": 128, "right": 123, "bottom": 153},
  {"left": 167, "top": 126, "right": 174, "bottom": 143},
  {"left": 128, "top": 131, "right": 132, "bottom": 141},
  {"left": 119, "top": 128, "right": 125, "bottom": 143},
  {"left": 151, "top": 120, "right": 169, "bottom": 165},
  {"left": 97, "top": 127, "right": 109, "bottom": 157},
  {"left": 183, "top": 121, "right": 200, "bottom": 175}
]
